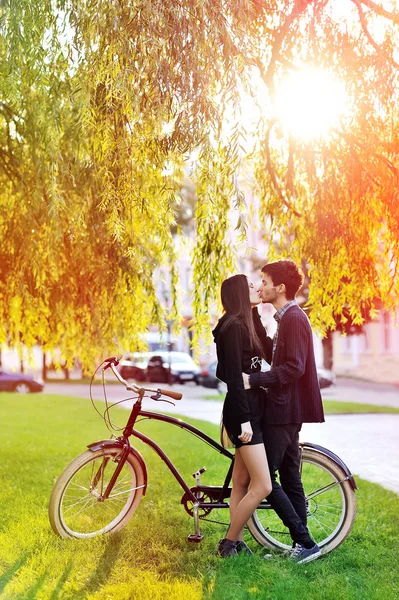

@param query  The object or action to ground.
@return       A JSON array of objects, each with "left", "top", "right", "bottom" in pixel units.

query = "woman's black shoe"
[
  {"left": 236, "top": 541, "right": 253, "bottom": 556},
  {"left": 217, "top": 538, "right": 238, "bottom": 557}
]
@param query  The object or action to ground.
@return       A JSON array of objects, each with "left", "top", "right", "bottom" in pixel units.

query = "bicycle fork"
[
  {"left": 94, "top": 397, "right": 144, "bottom": 501},
  {"left": 93, "top": 444, "right": 131, "bottom": 501}
]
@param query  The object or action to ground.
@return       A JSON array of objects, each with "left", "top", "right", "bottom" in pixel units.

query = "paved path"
[
  {"left": 301, "top": 415, "right": 399, "bottom": 494},
  {"left": 322, "top": 378, "right": 399, "bottom": 408},
  {"left": 44, "top": 380, "right": 399, "bottom": 494}
]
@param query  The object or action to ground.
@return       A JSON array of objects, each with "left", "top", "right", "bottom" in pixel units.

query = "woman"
[{"left": 212, "top": 274, "right": 272, "bottom": 557}]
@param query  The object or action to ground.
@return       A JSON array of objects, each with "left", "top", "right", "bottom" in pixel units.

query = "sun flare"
[{"left": 276, "top": 69, "right": 348, "bottom": 140}]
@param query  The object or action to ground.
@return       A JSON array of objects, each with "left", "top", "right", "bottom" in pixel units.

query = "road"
[
  {"left": 44, "top": 378, "right": 399, "bottom": 494},
  {"left": 320, "top": 377, "right": 399, "bottom": 408}
]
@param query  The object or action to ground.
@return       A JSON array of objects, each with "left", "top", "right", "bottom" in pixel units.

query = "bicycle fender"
[
  {"left": 88, "top": 439, "right": 124, "bottom": 452},
  {"left": 300, "top": 442, "right": 358, "bottom": 491},
  {"left": 87, "top": 440, "right": 148, "bottom": 495}
]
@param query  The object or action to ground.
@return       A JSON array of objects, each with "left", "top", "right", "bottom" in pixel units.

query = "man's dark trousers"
[{"left": 263, "top": 423, "right": 314, "bottom": 547}]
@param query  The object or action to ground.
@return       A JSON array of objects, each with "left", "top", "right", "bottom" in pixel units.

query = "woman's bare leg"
[
  {"left": 226, "top": 444, "right": 272, "bottom": 542},
  {"left": 229, "top": 450, "right": 250, "bottom": 541}
]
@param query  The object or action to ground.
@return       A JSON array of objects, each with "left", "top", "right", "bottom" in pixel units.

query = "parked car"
[
  {"left": 198, "top": 361, "right": 336, "bottom": 392},
  {"left": 197, "top": 361, "right": 227, "bottom": 393},
  {"left": 0, "top": 368, "right": 44, "bottom": 393},
  {"left": 118, "top": 353, "right": 150, "bottom": 381},
  {"left": 146, "top": 351, "right": 201, "bottom": 384},
  {"left": 316, "top": 368, "right": 336, "bottom": 389}
]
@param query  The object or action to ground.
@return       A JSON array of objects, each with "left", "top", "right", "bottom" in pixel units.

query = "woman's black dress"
[{"left": 213, "top": 314, "right": 264, "bottom": 448}]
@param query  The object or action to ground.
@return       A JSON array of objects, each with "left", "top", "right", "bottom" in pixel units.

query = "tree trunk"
[
  {"left": 62, "top": 363, "right": 70, "bottom": 380},
  {"left": 42, "top": 352, "right": 48, "bottom": 381},
  {"left": 322, "top": 330, "right": 334, "bottom": 370}
]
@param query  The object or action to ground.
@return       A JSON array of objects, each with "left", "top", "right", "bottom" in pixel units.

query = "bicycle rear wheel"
[
  {"left": 49, "top": 447, "right": 145, "bottom": 539},
  {"left": 247, "top": 448, "right": 356, "bottom": 555}
]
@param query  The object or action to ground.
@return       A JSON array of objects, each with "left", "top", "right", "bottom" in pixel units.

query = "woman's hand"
[
  {"left": 238, "top": 421, "right": 253, "bottom": 444},
  {"left": 242, "top": 373, "right": 250, "bottom": 390}
]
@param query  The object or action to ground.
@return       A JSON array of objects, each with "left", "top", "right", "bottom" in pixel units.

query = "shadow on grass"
[
  {"left": 73, "top": 535, "right": 123, "bottom": 598},
  {"left": 49, "top": 562, "right": 73, "bottom": 600},
  {"left": 0, "top": 553, "right": 30, "bottom": 595},
  {"left": 18, "top": 571, "right": 48, "bottom": 600}
]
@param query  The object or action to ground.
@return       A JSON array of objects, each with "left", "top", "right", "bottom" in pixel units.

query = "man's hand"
[
  {"left": 242, "top": 373, "right": 251, "bottom": 390},
  {"left": 238, "top": 421, "right": 253, "bottom": 444}
]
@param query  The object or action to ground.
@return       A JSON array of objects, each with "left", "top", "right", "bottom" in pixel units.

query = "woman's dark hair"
[
  {"left": 262, "top": 259, "right": 304, "bottom": 300},
  {"left": 220, "top": 274, "right": 264, "bottom": 357}
]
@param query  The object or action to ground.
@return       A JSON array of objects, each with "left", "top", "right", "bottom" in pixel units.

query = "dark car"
[
  {"left": 197, "top": 361, "right": 227, "bottom": 393},
  {"left": 316, "top": 368, "right": 336, "bottom": 389},
  {"left": 0, "top": 368, "right": 44, "bottom": 393},
  {"left": 118, "top": 353, "right": 150, "bottom": 381},
  {"left": 198, "top": 361, "right": 335, "bottom": 392},
  {"left": 146, "top": 351, "right": 201, "bottom": 384}
]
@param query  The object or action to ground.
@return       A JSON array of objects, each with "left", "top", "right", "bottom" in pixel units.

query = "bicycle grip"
[{"left": 159, "top": 389, "right": 183, "bottom": 401}]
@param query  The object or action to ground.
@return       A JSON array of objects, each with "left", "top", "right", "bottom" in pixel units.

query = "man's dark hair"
[{"left": 261, "top": 259, "right": 304, "bottom": 300}]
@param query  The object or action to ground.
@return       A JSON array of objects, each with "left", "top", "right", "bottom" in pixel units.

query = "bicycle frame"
[
  {"left": 89, "top": 398, "right": 274, "bottom": 542},
  {"left": 132, "top": 409, "right": 234, "bottom": 506},
  {"left": 96, "top": 363, "right": 239, "bottom": 509},
  {"left": 86, "top": 359, "right": 357, "bottom": 543}
]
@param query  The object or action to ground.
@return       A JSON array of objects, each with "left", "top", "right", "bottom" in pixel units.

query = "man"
[{"left": 243, "top": 259, "right": 325, "bottom": 565}]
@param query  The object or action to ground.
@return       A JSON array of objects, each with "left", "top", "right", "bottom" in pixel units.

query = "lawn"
[
  {"left": 203, "top": 394, "right": 399, "bottom": 414},
  {"left": 0, "top": 393, "right": 398, "bottom": 600},
  {"left": 320, "top": 400, "right": 399, "bottom": 414}
]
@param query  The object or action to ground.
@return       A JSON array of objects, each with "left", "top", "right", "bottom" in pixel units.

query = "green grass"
[
  {"left": 44, "top": 377, "right": 122, "bottom": 385},
  {"left": 1, "top": 393, "right": 398, "bottom": 599},
  {"left": 204, "top": 394, "right": 399, "bottom": 414},
  {"left": 321, "top": 401, "right": 399, "bottom": 414}
]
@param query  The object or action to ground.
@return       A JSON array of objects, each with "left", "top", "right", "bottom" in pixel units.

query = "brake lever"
[
  {"left": 150, "top": 392, "right": 175, "bottom": 406},
  {"left": 159, "top": 398, "right": 176, "bottom": 406}
]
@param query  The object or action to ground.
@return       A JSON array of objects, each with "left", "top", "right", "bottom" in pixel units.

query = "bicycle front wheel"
[
  {"left": 49, "top": 447, "right": 145, "bottom": 539},
  {"left": 247, "top": 448, "right": 356, "bottom": 556}
]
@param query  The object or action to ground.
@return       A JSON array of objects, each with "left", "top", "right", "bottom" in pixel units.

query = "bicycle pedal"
[{"left": 187, "top": 533, "right": 204, "bottom": 543}]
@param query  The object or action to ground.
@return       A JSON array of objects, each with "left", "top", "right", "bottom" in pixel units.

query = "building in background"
[{"left": 333, "top": 309, "right": 399, "bottom": 385}]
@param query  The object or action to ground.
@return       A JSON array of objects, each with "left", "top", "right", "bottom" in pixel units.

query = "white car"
[{"left": 146, "top": 351, "right": 201, "bottom": 384}]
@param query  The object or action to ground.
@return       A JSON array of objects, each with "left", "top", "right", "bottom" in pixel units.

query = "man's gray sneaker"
[
  {"left": 236, "top": 541, "right": 253, "bottom": 556},
  {"left": 290, "top": 543, "right": 321, "bottom": 565}
]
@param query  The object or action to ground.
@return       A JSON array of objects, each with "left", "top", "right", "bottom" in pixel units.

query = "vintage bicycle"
[{"left": 49, "top": 356, "right": 357, "bottom": 555}]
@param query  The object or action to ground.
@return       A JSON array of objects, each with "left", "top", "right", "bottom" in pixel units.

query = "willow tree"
[
  {"left": 249, "top": 0, "right": 399, "bottom": 332},
  {"left": 0, "top": 0, "right": 173, "bottom": 367},
  {"left": 1, "top": 0, "right": 399, "bottom": 366}
]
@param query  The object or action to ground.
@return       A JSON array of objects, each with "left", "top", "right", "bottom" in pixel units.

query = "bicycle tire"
[
  {"left": 49, "top": 447, "right": 145, "bottom": 539},
  {"left": 247, "top": 448, "right": 356, "bottom": 555}
]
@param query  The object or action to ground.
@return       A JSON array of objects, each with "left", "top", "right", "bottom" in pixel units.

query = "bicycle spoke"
[
  {"left": 248, "top": 451, "right": 353, "bottom": 552},
  {"left": 63, "top": 494, "right": 97, "bottom": 516},
  {"left": 310, "top": 512, "right": 338, "bottom": 527},
  {"left": 108, "top": 485, "right": 144, "bottom": 498},
  {"left": 307, "top": 480, "right": 343, "bottom": 499},
  {"left": 312, "top": 507, "right": 341, "bottom": 519},
  {"left": 68, "top": 481, "right": 92, "bottom": 492},
  {"left": 313, "top": 505, "right": 341, "bottom": 516},
  {"left": 309, "top": 513, "right": 333, "bottom": 536},
  {"left": 58, "top": 450, "right": 142, "bottom": 536},
  {"left": 314, "top": 501, "right": 341, "bottom": 509}
]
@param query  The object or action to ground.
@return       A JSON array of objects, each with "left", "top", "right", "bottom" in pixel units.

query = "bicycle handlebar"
[{"left": 109, "top": 361, "right": 183, "bottom": 401}]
